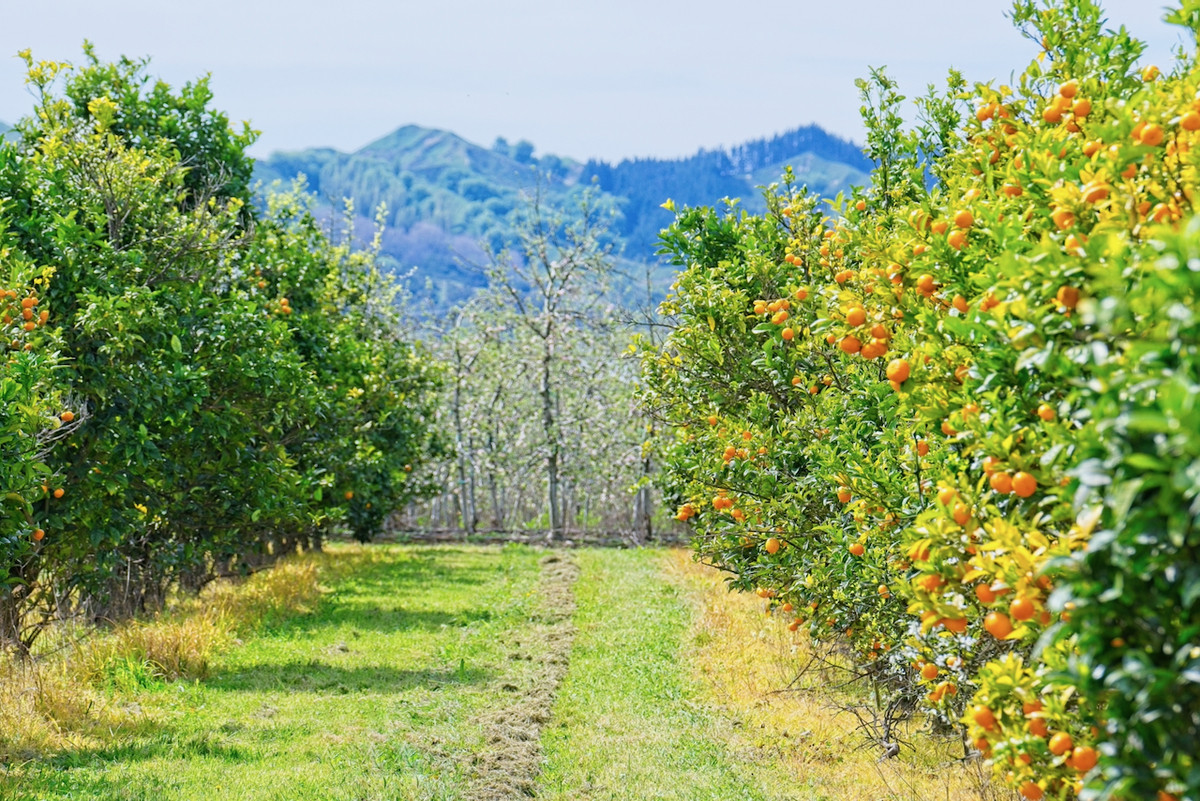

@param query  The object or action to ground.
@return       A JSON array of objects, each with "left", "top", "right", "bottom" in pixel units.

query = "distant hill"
[
  {"left": 0, "top": 120, "right": 13, "bottom": 140},
  {"left": 254, "top": 124, "right": 871, "bottom": 305}
]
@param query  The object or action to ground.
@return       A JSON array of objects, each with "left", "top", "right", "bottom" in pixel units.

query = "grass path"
[
  {"left": 536, "top": 548, "right": 796, "bottom": 800},
  {"left": 2, "top": 544, "right": 977, "bottom": 800}
]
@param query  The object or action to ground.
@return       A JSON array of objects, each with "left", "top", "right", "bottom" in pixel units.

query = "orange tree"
[
  {"left": 0, "top": 212, "right": 72, "bottom": 649},
  {"left": 640, "top": 2, "right": 1199, "bottom": 799},
  {"left": 0, "top": 51, "right": 442, "bottom": 632}
]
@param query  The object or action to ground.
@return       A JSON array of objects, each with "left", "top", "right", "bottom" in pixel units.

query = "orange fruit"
[
  {"left": 60, "top": 411, "right": 75, "bottom": 423},
  {"left": 952, "top": 294, "right": 968, "bottom": 313},
  {"left": 794, "top": 288, "right": 808, "bottom": 300},
  {"left": 345, "top": 490, "right": 354, "bottom": 500},
  {"left": 1010, "top": 597, "right": 1036, "bottom": 621},
  {"left": 916, "top": 440, "right": 929, "bottom": 457},
  {"left": 972, "top": 705, "right": 998, "bottom": 730},
  {"left": 781, "top": 327, "right": 794, "bottom": 341},
  {"left": 53, "top": 488, "right": 64, "bottom": 499},
  {"left": 937, "top": 487, "right": 957, "bottom": 506},
  {"left": 984, "top": 612, "right": 1013, "bottom": 639},
  {"left": 1012, "top": 472, "right": 1037, "bottom": 498},
  {"left": 1020, "top": 781, "right": 1044, "bottom": 800},
  {"left": 1058, "top": 79, "right": 1078, "bottom": 98},
  {"left": 1073, "top": 98, "right": 1092, "bottom": 117},
  {"left": 848, "top": 542, "right": 865, "bottom": 557},
  {"left": 837, "top": 487, "right": 852, "bottom": 503},
  {"left": 1140, "top": 123, "right": 1165, "bottom": 147},
  {"left": 846, "top": 306, "right": 867, "bottom": 327},
  {"left": 921, "top": 662, "right": 939, "bottom": 680},
  {"left": 1028, "top": 716, "right": 1050, "bottom": 737},
  {"left": 765, "top": 537, "right": 781, "bottom": 555},
  {"left": 1049, "top": 731, "right": 1074, "bottom": 756},
  {"left": 1071, "top": 745, "right": 1098, "bottom": 771},
  {"left": 886, "top": 359, "right": 910, "bottom": 384},
  {"left": 1182, "top": 110, "right": 1200, "bottom": 131},
  {"left": 1056, "top": 285, "right": 1080, "bottom": 310},
  {"left": 975, "top": 583, "right": 997, "bottom": 604},
  {"left": 990, "top": 472, "right": 1014, "bottom": 494},
  {"left": 1142, "top": 64, "right": 1160, "bottom": 82},
  {"left": 839, "top": 335, "right": 862, "bottom": 355},
  {"left": 952, "top": 503, "right": 971, "bottom": 526},
  {"left": 878, "top": 584, "right": 890, "bottom": 597},
  {"left": 953, "top": 209, "right": 974, "bottom": 228},
  {"left": 32, "top": 528, "right": 45, "bottom": 541},
  {"left": 947, "top": 229, "right": 968, "bottom": 250}
]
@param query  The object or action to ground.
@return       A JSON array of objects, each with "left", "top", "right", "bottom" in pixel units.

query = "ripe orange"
[
  {"left": 916, "top": 440, "right": 929, "bottom": 457},
  {"left": 848, "top": 542, "right": 865, "bottom": 557},
  {"left": 1140, "top": 123, "right": 1165, "bottom": 147},
  {"left": 794, "top": 288, "right": 808, "bottom": 300},
  {"left": 781, "top": 327, "right": 794, "bottom": 341},
  {"left": 839, "top": 335, "right": 862, "bottom": 355},
  {"left": 32, "top": 528, "right": 45, "bottom": 541},
  {"left": 837, "top": 487, "right": 852, "bottom": 503},
  {"left": 947, "top": 229, "right": 968, "bottom": 250},
  {"left": 990, "top": 472, "right": 1014, "bottom": 494},
  {"left": 921, "top": 662, "right": 939, "bottom": 680},
  {"left": 1056, "top": 285, "right": 1080, "bottom": 310},
  {"left": 1058, "top": 79, "right": 1078, "bottom": 98},
  {"left": 1073, "top": 98, "right": 1092, "bottom": 117},
  {"left": 1037, "top": 403, "right": 1056, "bottom": 421},
  {"left": 1071, "top": 745, "right": 1098, "bottom": 771},
  {"left": 937, "top": 487, "right": 957, "bottom": 506},
  {"left": 975, "top": 583, "right": 997, "bottom": 604},
  {"left": 952, "top": 503, "right": 971, "bottom": 526},
  {"left": 953, "top": 209, "right": 974, "bottom": 228},
  {"left": 60, "top": 411, "right": 75, "bottom": 423},
  {"left": 952, "top": 294, "right": 968, "bottom": 313},
  {"left": 1012, "top": 471, "right": 1037, "bottom": 498},
  {"left": 846, "top": 306, "right": 866, "bottom": 327},
  {"left": 984, "top": 611, "right": 1013, "bottom": 639},
  {"left": 1028, "top": 716, "right": 1050, "bottom": 737},
  {"left": 1182, "top": 110, "right": 1200, "bottom": 131},
  {"left": 707, "top": 415, "right": 718, "bottom": 426},
  {"left": 877, "top": 584, "right": 890, "bottom": 597},
  {"left": 53, "top": 488, "right": 64, "bottom": 499},
  {"left": 1020, "top": 781, "right": 1044, "bottom": 800},
  {"left": 972, "top": 704, "right": 998, "bottom": 730},
  {"left": 1142, "top": 64, "right": 1160, "bottom": 82},
  {"left": 345, "top": 490, "right": 354, "bottom": 500},
  {"left": 1010, "top": 596, "right": 1036, "bottom": 621},
  {"left": 765, "top": 537, "right": 781, "bottom": 554},
  {"left": 931, "top": 219, "right": 949, "bottom": 235},
  {"left": 941, "top": 617, "right": 968, "bottom": 633},
  {"left": 886, "top": 359, "right": 910, "bottom": 384},
  {"left": 1049, "top": 731, "right": 1074, "bottom": 756}
]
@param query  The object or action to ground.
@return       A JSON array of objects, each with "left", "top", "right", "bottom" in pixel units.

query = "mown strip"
[
  {"left": 2, "top": 544, "right": 551, "bottom": 801},
  {"left": 536, "top": 547, "right": 795, "bottom": 801}
]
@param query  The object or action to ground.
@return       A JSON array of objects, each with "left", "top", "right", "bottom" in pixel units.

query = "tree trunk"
[{"left": 541, "top": 342, "right": 562, "bottom": 540}]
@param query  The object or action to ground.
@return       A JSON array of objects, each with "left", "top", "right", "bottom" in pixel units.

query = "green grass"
[
  {"left": 535, "top": 548, "right": 796, "bottom": 801},
  {"left": 4, "top": 544, "right": 547, "bottom": 801}
]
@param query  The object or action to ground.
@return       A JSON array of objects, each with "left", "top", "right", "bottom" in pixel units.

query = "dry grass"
[
  {"left": 0, "top": 550, "right": 330, "bottom": 762},
  {"left": 664, "top": 548, "right": 1007, "bottom": 801}
]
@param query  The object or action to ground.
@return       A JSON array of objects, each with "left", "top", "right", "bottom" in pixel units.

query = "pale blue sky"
[{"left": 0, "top": 1, "right": 1184, "bottom": 162}]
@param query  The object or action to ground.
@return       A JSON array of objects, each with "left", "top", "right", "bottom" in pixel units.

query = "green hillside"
[{"left": 254, "top": 124, "right": 871, "bottom": 305}]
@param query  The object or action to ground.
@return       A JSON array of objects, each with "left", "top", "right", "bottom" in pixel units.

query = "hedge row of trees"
[
  {"left": 0, "top": 47, "right": 442, "bottom": 651},
  {"left": 641, "top": 2, "right": 1197, "bottom": 799}
]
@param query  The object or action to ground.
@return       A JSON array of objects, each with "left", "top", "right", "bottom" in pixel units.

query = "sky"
[{"left": 0, "top": 1, "right": 1186, "bottom": 164}]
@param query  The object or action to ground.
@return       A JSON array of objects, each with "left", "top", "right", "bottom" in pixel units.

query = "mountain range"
[
  {"left": 0, "top": 115, "right": 870, "bottom": 305},
  {"left": 253, "top": 124, "right": 872, "bottom": 305}
]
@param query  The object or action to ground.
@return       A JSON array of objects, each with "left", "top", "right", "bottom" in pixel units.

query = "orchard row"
[{"left": 641, "top": 3, "right": 1198, "bottom": 799}]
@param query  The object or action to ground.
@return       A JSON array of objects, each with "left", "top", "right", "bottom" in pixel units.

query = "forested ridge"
[{"left": 254, "top": 123, "right": 870, "bottom": 304}]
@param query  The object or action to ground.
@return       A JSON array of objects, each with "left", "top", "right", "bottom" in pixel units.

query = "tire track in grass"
[{"left": 465, "top": 552, "right": 579, "bottom": 800}]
